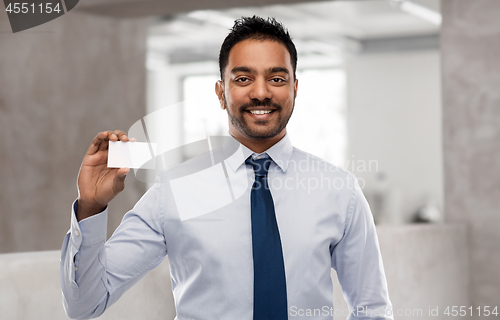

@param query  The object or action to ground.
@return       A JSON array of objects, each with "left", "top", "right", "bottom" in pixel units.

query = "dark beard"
[{"left": 225, "top": 96, "right": 294, "bottom": 140}]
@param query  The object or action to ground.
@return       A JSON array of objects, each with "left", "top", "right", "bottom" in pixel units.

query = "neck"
[{"left": 229, "top": 128, "right": 286, "bottom": 154}]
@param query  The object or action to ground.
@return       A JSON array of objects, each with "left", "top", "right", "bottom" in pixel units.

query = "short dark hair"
[{"left": 218, "top": 16, "right": 297, "bottom": 81}]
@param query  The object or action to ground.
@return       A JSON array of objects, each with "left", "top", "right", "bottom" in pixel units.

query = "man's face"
[{"left": 216, "top": 39, "right": 298, "bottom": 145}]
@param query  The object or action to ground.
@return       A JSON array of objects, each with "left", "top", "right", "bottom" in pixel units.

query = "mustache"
[{"left": 240, "top": 99, "right": 282, "bottom": 111}]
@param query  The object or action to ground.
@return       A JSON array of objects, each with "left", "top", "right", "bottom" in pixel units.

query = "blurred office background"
[
  {"left": 146, "top": 0, "right": 442, "bottom": 226},
  {"left": 1, "top": 0, "right": 499, "bottom": 319}
]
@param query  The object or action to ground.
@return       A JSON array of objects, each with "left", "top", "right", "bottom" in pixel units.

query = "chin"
[{"left": 244, "top": 127, "right": 282, "bottom": 140}]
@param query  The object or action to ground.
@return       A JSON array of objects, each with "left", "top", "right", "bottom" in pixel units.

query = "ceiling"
[{"left": 148, "top": 0, "right": 441, "bottom": 64}]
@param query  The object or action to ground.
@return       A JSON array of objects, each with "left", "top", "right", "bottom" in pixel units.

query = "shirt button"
[
  {"left": 75, "top": 267, "right": 78, "bottom": 271},
  {"left": 75, "top": 230, "right": 80, "bottom": 236}
]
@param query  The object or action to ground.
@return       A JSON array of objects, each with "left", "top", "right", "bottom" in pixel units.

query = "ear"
[
  {"left": 293, "top": 78, "right": 298, "bottom": 99},
  {"left": 215, "top": 80, "right": 225, "bottom": 109}
]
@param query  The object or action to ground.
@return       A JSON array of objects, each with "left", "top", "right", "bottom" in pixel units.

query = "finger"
[
  {"left": 113, "top": 130, "right": 129, "bottom": 142},
  {"left": 129, "top": 137, "right": 137, "bottom": 142},
  {"left": 113, "top": 167, "right": 130, "bottom": 193},
  {"left": 87, "top": 131, "right": 112, "bottom": 155},
  {"left": 117, "top": 167, "right": 130, "bottom": 177},
  {"left": 98, "top": 131, "right": 112, "bottom": 151}
]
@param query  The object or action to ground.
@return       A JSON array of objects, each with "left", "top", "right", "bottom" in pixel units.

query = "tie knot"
[{"left": 245, "top": 157, "right": 272, "bottom": 177}]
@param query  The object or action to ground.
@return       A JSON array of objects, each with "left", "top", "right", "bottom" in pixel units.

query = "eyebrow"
[
  {"left": 231, "top": 66, "right": 254, "bottom": 74},
  {"left": 230, "top": 66, "right": 290, "bottom": 75},
  {"left": 269, "top": 67, "right": 289, "bottom": 75}
]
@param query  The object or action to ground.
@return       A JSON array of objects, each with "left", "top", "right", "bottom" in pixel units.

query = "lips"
[
  {"left": 244, "top": 108, "right": 277, "bottom": 121},
  {"left": 241, "top": 101, "right": 280, "bottom": 119},
  {"left": 244, "top": 106, "right": 278, "bottom": 114},
  {"left": 247, "top": 109, "right": 274, "bottom": 115}
]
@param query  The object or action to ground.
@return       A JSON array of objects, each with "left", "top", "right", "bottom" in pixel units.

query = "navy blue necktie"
[{"left": 246, "top": 156, "right": 288, "bottom": 320}]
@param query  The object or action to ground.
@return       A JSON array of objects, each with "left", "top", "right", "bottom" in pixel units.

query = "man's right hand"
[{"left": 76, "top": 130, "right": 131, "bottom": 221}]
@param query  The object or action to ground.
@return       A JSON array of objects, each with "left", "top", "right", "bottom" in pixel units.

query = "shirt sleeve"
[
  {"left": 331, "top": 174, "right": 393, "bottom": 320},
  {"left": 60, "top": 180, "right": 167, "bottom": 319}
]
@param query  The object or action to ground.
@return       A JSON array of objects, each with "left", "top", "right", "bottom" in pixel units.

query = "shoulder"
[{"left": 287, "top": 146, "right": 362, "bottom": 218}]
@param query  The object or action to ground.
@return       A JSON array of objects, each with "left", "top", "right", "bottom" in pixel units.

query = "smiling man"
[{"left": 60, "top": 16, "right": 393, "bottom": 320}]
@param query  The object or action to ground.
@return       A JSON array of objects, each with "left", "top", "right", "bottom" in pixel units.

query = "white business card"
[{"left": 108, "top": 141, "right": 156, "bottom": 169}]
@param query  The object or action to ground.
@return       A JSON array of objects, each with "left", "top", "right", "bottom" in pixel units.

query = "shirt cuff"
[{"left": 71, "top": 199, "right": 108, "bottom": 248}]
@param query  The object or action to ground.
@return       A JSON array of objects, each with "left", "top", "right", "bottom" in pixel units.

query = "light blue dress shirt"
[{"left": 60, "top": 133, "right": 393, "bottom": 319}]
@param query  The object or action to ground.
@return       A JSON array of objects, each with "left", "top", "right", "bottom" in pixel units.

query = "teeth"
[{"left": 249, "top": 110, "right": 272, "bottom": 115}]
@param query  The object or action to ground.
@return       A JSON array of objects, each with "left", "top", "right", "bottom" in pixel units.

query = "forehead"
[{"left": 226, "top": 39, "right": 292, "bottom": 74}]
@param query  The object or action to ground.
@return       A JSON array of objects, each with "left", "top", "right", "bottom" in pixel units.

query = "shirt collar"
[{"left": 225, "top": 133, "right": 293, "bottom": 173}]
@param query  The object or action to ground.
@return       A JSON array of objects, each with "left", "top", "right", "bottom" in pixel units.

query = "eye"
[
  {"left": 270, "top": 78, "right": 285, "bottom": 83},
  {"left": 235, "top": 77, "right": 250, "bottom": 83}
]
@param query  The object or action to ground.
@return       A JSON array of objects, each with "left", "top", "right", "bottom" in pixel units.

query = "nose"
[{"left": 249, "top": 78, "right": 272, "bottom": 101}]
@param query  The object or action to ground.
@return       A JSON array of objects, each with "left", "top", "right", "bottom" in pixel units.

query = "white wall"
[{"left": 346, "top": 49, "right": 443, "bottom": 224}]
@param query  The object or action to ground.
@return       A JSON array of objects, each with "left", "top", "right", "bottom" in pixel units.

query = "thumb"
[
  {"left": 114, "top": 167, "right": 130, "bottom": 192},
  {"left": 117, "top": 167, "right": 130, "bottom": 180}
]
